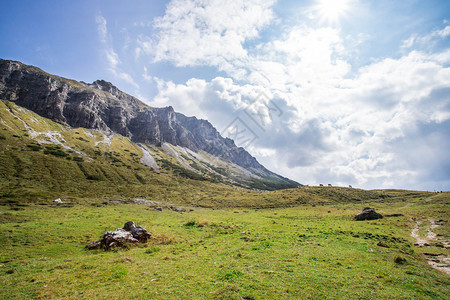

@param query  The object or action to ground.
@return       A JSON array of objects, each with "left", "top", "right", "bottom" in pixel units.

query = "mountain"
[{"left": 0, "top": 58, "right": 299, "bottom": 192}]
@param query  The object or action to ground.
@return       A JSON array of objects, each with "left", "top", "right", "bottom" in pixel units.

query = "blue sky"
[{"left": 1, "top": 0, "right": 450, "bottom": 190}]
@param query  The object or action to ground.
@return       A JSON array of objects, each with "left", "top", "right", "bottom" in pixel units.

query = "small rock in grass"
[
  {"left": 53, "top": 198, "right": 64, "bottom": 204},
  {"left": 85, "top": 240, "right": 101, "bottom": 250},
  {"left": 355, "top": 207, "right": 383, "bottom": 221},
  {"left": 170, "top": 206, "right": 185, "bottom": 213}
]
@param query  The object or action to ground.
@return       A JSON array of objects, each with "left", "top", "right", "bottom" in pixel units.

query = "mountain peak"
[
  {"left": 0, "top": 58, "right": 299, "bottom": 190},
  {"left": 90, "top": 79, "right": 120, "bottom": 95}
]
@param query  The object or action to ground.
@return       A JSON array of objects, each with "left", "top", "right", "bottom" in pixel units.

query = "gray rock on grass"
[
  {"left": 101, "top": 228, "right": 138, "bottom": 250},
  {"left": 131, "top": 226, "right": 152, "bottom": 243},
  {"left": 86, "top": 221, "right": 151, "bottom": 250}
]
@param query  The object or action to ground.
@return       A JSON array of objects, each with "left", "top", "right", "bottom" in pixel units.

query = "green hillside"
[
  {"left": 1, "top": 100, "right": 449, "bottom": 299},
  {"left": 0, "top": 100, "right": 302, "bottom": 206},
  {"left": 2, "top": 99, "right": 433, "bottom": 209},
  {"left": 0, "top": 192, "right": 449, "bottom": 299}
]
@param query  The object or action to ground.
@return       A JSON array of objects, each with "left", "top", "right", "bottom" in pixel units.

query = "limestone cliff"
[{"left": 0, "top": 58, "right": 298, "bottom": 187}]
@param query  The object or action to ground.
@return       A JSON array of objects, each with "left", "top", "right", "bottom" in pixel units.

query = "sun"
[{"left": 315, "top": 0, "right": 352, "bottom": 23}]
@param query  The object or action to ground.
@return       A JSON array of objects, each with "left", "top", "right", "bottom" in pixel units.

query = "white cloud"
[
  {"left": 142, "top": 66, "right": 153, "bottom": 82},
  {"left": 142, "top": 0, "right": 275, "bottom": 75},
  {"left": 152, "top": 76, "right": 267, "bottom": 121},
  {"left": 401, "top": 25, "right": 450, "bottom": 51},
  {"left": 96, "top": 14, "right": 139, "bottom": 89},
  {"left": 111, "top": 69, "right": 139, "bottom": 88},
  {"left": 152, "top": 19, "right": 450, "bottom": 189},
  {"left": 105, "top": 49, "right": 120, "bottom": 68},
  {"left": 137, "top": 1, "right": 450, "bottom": 190},
  {"left": 292, "top": 48, "right": 450, "bottom": 188},
  {"left": 96, "top": 15, "right": 108, "bottom": 43}
]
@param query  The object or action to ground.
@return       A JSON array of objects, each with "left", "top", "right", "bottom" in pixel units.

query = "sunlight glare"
[{"left": 316, "top": 0, "right": 351, "bottom": 23}]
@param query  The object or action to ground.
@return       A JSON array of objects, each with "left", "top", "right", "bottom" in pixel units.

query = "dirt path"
[
  {"left": 411, "top": 219, "right": 450, "bottom": 276},
  {"left": 411, "top": 221, "right": 429, "bottom": 247}
]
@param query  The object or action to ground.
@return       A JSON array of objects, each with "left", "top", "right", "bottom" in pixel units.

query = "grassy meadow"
[{"left": 0, "top": 190, "right": 449, "bottom": 299}]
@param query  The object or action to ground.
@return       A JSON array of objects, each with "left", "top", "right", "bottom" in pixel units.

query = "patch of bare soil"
[{"left": 411, "top": 219, "right": 450, "bottom": 276}]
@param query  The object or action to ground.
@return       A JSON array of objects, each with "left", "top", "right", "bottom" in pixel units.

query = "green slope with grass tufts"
[
  {"left": 0, "top": 98, "right": 446, "bottom": 209},
  {"left": 0, "top": 100, "right": 300, "bottom": 206},
  {"left": 1, "top": 99, "right": 449, "bottom": 299},
  {"left": 0, "top": 193, "right": 448, "bottom": 299}
]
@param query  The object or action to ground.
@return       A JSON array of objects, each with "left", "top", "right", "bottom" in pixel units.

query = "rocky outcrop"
[
  {"left": 86, "top": 221, "right": 151, "bottom": 250},
  {"left": 0, "top": 59, "right": 295, "bottom": 182},
  {"left": 100, "top": 228, "right": 139, "bottom": 250},
  {"left": 355, "top": 207, "right": 383, "bottom": 221}
]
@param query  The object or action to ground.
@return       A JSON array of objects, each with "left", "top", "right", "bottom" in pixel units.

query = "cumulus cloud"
[
  {"left": 138, "top": 0, "right": 450, "bottom": 190},
  {"left": 151, "top": 25, "right": 450, "bottom": 189},
  {"left": 152, "top": 76, "right": 268, "bottom": 125},
  {"left": 139, "top": 0, "right": 275, "bottom": 77}
]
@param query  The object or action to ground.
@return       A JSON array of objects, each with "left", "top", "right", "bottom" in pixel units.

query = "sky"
[{"left": 1, "top": 0, "right": 450, "bottom": 191}]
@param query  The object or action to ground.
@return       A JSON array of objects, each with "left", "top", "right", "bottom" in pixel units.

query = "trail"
[{"left": 411, "top": 219, "right": 450, "bottom": 276}]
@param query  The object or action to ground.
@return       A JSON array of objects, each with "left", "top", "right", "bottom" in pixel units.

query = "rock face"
[
  {"left": 355, "top": 207, "right": 383, "bottom": 221},
  {"left": 0, "top": 58, "right": 288, "bottom": 178},
  {"left": 86, "top": 221, "right": 151, "bottom": 250}
]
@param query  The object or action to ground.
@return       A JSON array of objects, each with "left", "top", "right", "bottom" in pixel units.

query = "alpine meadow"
[{"left": 1, "top": 0, "right": 450, "bottom": 299}]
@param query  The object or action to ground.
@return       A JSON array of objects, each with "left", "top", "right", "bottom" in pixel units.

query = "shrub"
[
  {"left": 44, "top": 145, "right": 69, "bottom": 157},
  {"left": 76, "top": 137, "right": 89, "bottom": 142},
  {"left": 86, "top": 174, "right": 102, "bottom": 181},
  {"left": 394, "top": 256, "right": 407, "bottom": 264},
  {"left": 184, "top": 220, "right": 197, "bottom": 227},
  {"left": 26, "top": 144, "right": 41, "bottom": 151}
]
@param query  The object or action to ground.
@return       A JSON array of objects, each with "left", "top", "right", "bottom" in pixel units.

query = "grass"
[
  {"left": 1, "top": 100, "right": 449, "bottom": 298},
  {"left": 0, "top": 196, "right": 448, "bottom": 299}
]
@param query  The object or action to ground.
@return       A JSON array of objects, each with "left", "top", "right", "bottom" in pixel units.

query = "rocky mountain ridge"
[{"left": 0, "top": 59, "right": 298, "bottom": 188}]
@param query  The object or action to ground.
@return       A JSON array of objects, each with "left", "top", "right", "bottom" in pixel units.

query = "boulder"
[
  {"left": 123, "top": 221, "right": 151, "bottom": 242},
  {"left": 53, "top": 198, "right": 64, "bottom": 204},
  {"left": 86, "top": 221, "right": 152, "bottom": 250},
  {"left": 100, "top": 228, "right": 138, "bottom": 250},
  {"left": 170, "top": 205, "right": 186, "bottom": 213},
  {"left": 131, "top": 226, "right": 152, "bottom": 243},
  {"left": 123, "top": 221, "right": 136, "bottom": 231},
  {"left": 355, "top": 207, "right": 383, "bottom": 221}
]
